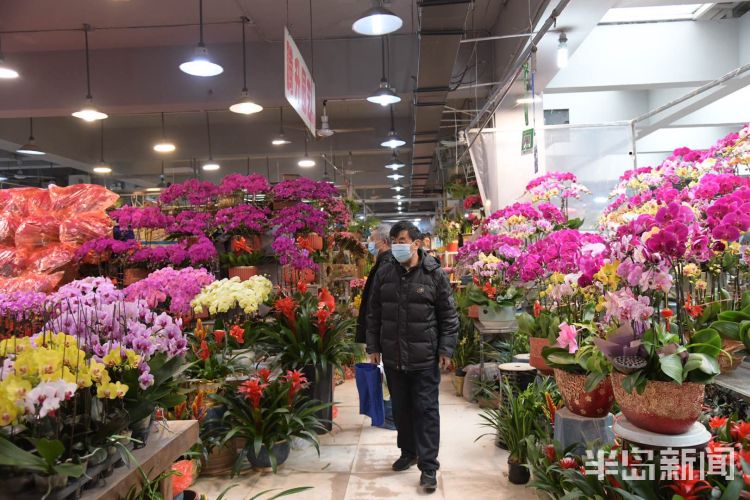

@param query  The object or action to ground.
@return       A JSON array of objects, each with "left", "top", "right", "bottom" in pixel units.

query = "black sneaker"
[
  {"left": 420, "top": 470, "right": 437, "bottom": 492},
  {"left": 391, "top": 455, "right": 417, "bottom": 471}
]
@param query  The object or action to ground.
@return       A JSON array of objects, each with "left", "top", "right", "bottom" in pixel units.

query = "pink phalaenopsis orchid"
[{"left": 557, "top": 322, "right": 578, "bottom": 354}]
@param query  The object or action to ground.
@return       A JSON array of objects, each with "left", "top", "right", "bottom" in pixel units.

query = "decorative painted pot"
[
  {"left": 452, "top": 373, "right": 465, "bottom": 397},
  {"left": 467, "top": 305, "right": 480, "bottom": 319},
  {"left": 479, "top": 305, "right": 515, "bottom": 324},
  {"left": 529, "top": 337, "right": 554, "bottom": 375},
  {"left": 611, "top": 372, "right": 705, "bottom": 434},
  {"left": 123, "top": 267, "right": 149, "bottom": 286},
  {"left": 553, "top": 369, "right": 614, "bottom": 418},
  {"left": 309, "top": 233, "right": 324, "bottom": 251},
  {"left": 282, "top": 266, "right": 316, "bottom": 286},
  {"left": 447, "top": 241, "right": 459, "bottom": 252},
  {"left": 246, "top": 441, "right": 291, "bottom": 471},
  {"left": 228, "top": 266, "right": 258, "bottom": 281}
]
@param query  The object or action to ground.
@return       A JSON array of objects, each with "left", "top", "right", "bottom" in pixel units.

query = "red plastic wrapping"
[
  {"left": 0, "top": 211, "right": 22, "bottom": 244},
  {"left": 59, "top": 211, "right": 113, "bottom": 246},
  {"left": 171, "top": 460, "right": 195, "bottom": 496},
  {"left": 0, "top": 245, "right": 17, "bottom": 276},
  {"left": 14, "top": 216, "right": 62, "bottom": 248},
  {"left": 49, "top": 184, "right": 119, "bottom": 213},
  {"left": 0, "top": 271, "right": 64, "bottom": 293},
  {"left": 20, "top": 244, "right": 77, "bottom": 274},
  {"left": 8, "top": 187, "right": 51, "bottom": 216}
]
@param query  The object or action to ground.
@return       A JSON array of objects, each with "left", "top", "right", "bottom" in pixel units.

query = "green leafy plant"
[
  {"left": 123, "top": 353, "right": 189, "bottom": 424},
  {"left": 220, "top": 250, "right": 267, "bottom": 268},
  {"left": 542, "top": 325, "right": 612, "bottom": 392},
  {"left": 517, "top": 310, "right": 561, "bottom": 342},
  {"left": 452, "top": 313, "right": 480, "bottom": 373}
]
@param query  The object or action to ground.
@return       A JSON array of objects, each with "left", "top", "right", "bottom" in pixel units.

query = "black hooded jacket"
[{"left": 365, "top": 250, "right": 459, "bottom": 371}]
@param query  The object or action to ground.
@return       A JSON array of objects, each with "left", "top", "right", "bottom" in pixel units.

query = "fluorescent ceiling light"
[
  {"left": 272, "top": 134, "right": 291, "bottom": 146},
  {"left": 385, "top": 155, "right": 405, "bottom": 170},
  {"left": 381, "top": 130, "right": 406, "bottom": 149},
  {"left": 394, "top": 194, "right": 404, "bottom": 200},
  {"left": 367, "top": 81, "right": 401, "bottom": 106},
  {"left": 600, "top": 4, "right": 713, "bottom": 24},
  {"left": 180, "top": 48, "right": 223, "bottom": 77},
  {"left": 145, "top": 186, "right": 163, "bottom": 192},
  {"left": 93, "top": 165, "right": 112, "bottom": 174},
  {"left": 298, "top": 156, "right": 316, "bottom": 168},
  {"left": 352, "top": 5, "right": 403, "bottom": 36},
  {"left": 229, "top": 97, "right": 263, "bottom": 115},
  {"left": 517, "top": 96, "right": 542, "bottom": 105},
  {"left": 72, "top": 103, "right": 108, "bottom": 122},
  {"left": 387, "top": 173, "right": 404, "bottom": 180},
  {"left": 154, "top": 142, "right": 176, "bottom": 153},
  {"left": 202, "top": 162, "right": 220, "bottom": 171}
]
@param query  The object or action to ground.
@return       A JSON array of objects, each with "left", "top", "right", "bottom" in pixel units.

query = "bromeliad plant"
[
  {"left": 210, "top": 369, "right": 329, "bottom": 474},
  {"left": 262, "top": 284, "right": 355, "bottom": 377}
]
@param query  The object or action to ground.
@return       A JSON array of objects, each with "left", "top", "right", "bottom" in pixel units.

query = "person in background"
[
  {"left": 366, "top": 221, "right": 459, "bottom": 493},
  {"left": 355, "top": 224, "right": 396, "bottom": 430}
]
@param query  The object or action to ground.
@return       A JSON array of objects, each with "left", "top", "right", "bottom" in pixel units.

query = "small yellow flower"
[
  {"left": 103, "top": 348, "right": 124, "bottom": 367},
  {"left": 0, "top": 396, "right": 18, "bottom": 427},
  {"left": 1, "top": 376, "right": 32, "bottom": 403}
]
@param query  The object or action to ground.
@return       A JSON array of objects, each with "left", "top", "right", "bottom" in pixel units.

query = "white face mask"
[{"left": 391, "top": 243, "right": 414, "bottom": 263}]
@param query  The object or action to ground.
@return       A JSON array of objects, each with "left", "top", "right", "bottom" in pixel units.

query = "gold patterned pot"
[
  {"left": 611, "top": 371, "right": 705, "bottom": 434},
  {"left": 553, "top": 369, "right": 614, "bottom": 418},
  {"left": 228, "top": 266, "right": 258, "bottom": 281},
  {"left": 529, "top": 337, "right": 553, "bottom": 375}
]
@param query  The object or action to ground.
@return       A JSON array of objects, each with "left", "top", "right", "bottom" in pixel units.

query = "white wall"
[{"left": 543, "top": 90, "right": 649, "bottom": 124}]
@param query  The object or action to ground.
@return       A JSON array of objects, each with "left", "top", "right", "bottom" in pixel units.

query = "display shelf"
[{"left": 714, "top": 360, "right": 750, "bottom": 402}]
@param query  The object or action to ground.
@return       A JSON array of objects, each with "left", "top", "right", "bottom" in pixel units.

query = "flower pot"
[
  {"left": 447, "top": 241, "right": 459, "bottom": 252},
  {"left": 130, "top": 413, "right": 154, "bottom": 448},
  {"left": 529, "top": 337, "right": 554, "bottom": 376},
  {"left": 507, "top": 460, "right": 530, "bottom": 485},
  {"left": 719, "top": 340, "right": 746, "bottom": 372},
  {"left": 309, "top": 233, "right": 324, "bottom": 251},
  {"left": 123, "top": 267, "right": 149, "bottom": 286},
  {"left": 228, "top": 266, "right": 258, "bottom": 281},
  {"left": 467, "top": 305, "right": 480, "bottom": 319},
  {"left": 200, "top": 440, "right": 239, "bottom": 477},
  {"left": 33, "top": 473, "right": 67, "bottom": 494},
  {"left": 246, "top": 441, "right": 291, "bottom": 472},
  {"left": 553, "top": 369, "right": 614, "bottom": 417},
  {"left": 452, "top": 373, "right": 465, "bottom": 397},
  {"left": 610, "top": 371, "right": 704, "bottom": 434},
  {"left": 479, "top": 305, "right": 516, "bottom": 326},
  {"left": 302, "top": 364, "right": 334, "bottom": 433},
  {"left": 282, "top": 266, "right": 316, "bottom": 286}
]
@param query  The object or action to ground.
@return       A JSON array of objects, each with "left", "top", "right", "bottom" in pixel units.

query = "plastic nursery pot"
[
  {"left": 610, "top": 371, "right": 705, "bottom": 435},
  {"left": 507, "top": 459, "right": 530, "bottom": 485},
  {"left": 228, "top": 266, "right": 258, "bottom": 281},
  {"left": 246, "top": 441, "right": 291, "bottom": 471},
  {"left": 130, "top": 413, "right": 154, "bottom": 448},
  {"left": 553, "top": 369, "right": 614, "bottom": 418},
  {"left": 529, "top": 337, "right": 554, "bottom": 376}
]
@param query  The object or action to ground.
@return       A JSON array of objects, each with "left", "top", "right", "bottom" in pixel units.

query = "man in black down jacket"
[
  {"left": 355, "top": 224, "right": 391, "bottom": 343},
  {"left": 366, "top": 221, "right": 459, "bottom": 493}
]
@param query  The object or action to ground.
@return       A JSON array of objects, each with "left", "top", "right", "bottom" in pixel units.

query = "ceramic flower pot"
[
  {"left": 309, "top": 233, "right": 324, "bottom": 251},
  {"left": 447, "top": 241, "right": 459, "bottom": 252},
  {"left": 200, "top": 440, "right": 239, "bottom": 477},
  {"left": 507, "top": 459, "right": 530, "bottom": 485},
  {"left": 479, "top": 305, "right": 515, "bottom": 324},
  {"left": 452, "top": 373, "right": 465, "bottom": 397},
  {"left": 246, "top": 441, "right": 291, "bottom": 471},
  {"left": 228, "top": 266, "right": 258, "bottom": 281},
  {"left": 611, "top": 371, "right": 705, "bottom": 434},
  {"left": 529, "top": 337, "right": 554, "bottom": 376},
  {"left": 282, "top": 266, "right": 316, "bottom": 286},
  {"left": 719, "top": 340, "right": 746, "bottom": 372},
  {"left": 123, "top": 267, "right": 149, "bottom": 286},
  {"left": 553, "top": 369, "right": 614, "bottom": 417}
]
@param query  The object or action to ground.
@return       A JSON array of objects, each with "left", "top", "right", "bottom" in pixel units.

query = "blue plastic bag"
[{"left": 355, "top": 363, "right": 385, "bottom": 426}]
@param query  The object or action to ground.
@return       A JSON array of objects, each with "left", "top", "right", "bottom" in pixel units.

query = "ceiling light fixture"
[
  {"left": 272, "top": 108, "right": 291, "bottom": 145},
  {"left": 318, "top": 100, "right": 334, "bottom": 137},
  {"left": 387, "top": 173, "right": 404, "bottom": 180},
  {"left": 72, "top": 25, "right": 108, "bottom": 122},
  {"left": 0, "top": 35, "right": 19, "bottom": 79},
  {"left": 517, "top": 96, "right": 542, "bottom": 104},
  {"left": 180, "top": 0, "right": 224, "bottom": 77},
  {"left": 202, "top": 111, "right": 220, "bottom": 171},
  {"left": 390, "top": 182, "right": 404, "bottom": 192},
  {"left": 153, "top": 112, "right": 176, "bottom": 153},
  {"left": 381, "top": 105, "right": 405, "bottom": 149},
  {"left": 298, "top": 133, "right": 316, "bottom": 168},
  {"left": 557, "top": 32, "right": 568, "bottom": 69},
  {"left": 16, "top": 118, "right": 45, "bottom": 155},
  {"left": 93, "top": 120, "right": 111, "bottom": 174},
  {"left": 229, "top": 17, "right": 263, "bottom": 114},
  {"left": 352, "top": 1, "right": 403, "bottom": 36},
  {"left": 385, "top": 152, "right": 405, "bottom": 170},
  {"left": 394, "top": 194, "right": 404, "bottom": 200},
  {"left": 367, "top": 37, "right": 400, "bottom": 106}
]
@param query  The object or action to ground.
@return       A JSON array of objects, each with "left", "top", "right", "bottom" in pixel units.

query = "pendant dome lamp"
[
  {"left": 202, "top": 111, "right": 220, "bottom": 171},
  {"left": 153, "top": 112, "right": 176, "bottom": 153},
  {"left": 298, "top": 133, "right": 316, "bottom": 168},
  {"left": 180, "top": 0, "right": 224, "bottom": 77},
  {"left": 271, "top": 108, "right": 291, "bottom": 145},
  {"left": 16, "top": 118, "right": 45, "bottom": 156},
  {"left": 352, "top": 1, "right": 403, "bottom": 36},
  {"left": 380, "top": 105, "right": 406, "bottom": 149},
  {"left": 147, "top": 161, "right": 167, "bottom": 192},
  {"left": 367, "top": 37, "right": 400, "bottom": 107},
  {"left": 93, "top": 121, "right": 111, "bottom": 174},
  {"left": 0, "top": 35, "right": 19, "bottom": 79},
  {"left": 385, "top": 151, "right": 404, "bottom": 170},
  {"left": 72, "top": 25, "right": 108, "bottom": 122},
  {"left": 229, "top": 17, "right": 263, "bottom": 114}
]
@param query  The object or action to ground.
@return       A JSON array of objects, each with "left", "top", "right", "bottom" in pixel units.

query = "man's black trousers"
[{"left": 384, "top": 364, "right": 441, "bottom": 471}]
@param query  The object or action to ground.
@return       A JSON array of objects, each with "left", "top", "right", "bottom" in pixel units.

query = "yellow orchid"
[
  {"left": 103, "top": 348, "right": 124, "bottom": 367},
  {"left": 1, "top": 376, "right": 32, "bottom": 403},
  {"left": 0, "top": 396, "right": 18, "bottom": 427}
]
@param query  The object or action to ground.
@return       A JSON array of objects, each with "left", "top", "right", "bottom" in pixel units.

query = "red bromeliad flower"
[
  {"left": 194, "top": 319, "right": 207, "bottom": 341},
  {"left": 709, "top": 416, "right": 729, "bottom": 430},
  {"left": 284, "top": 369, "right": 307, "bottom": 404},
  {"left": 258, "top": 367, "right": 272, "bottom": 383},
  {"left": 684, "top": 294, "right": 703, "bottom": 318},
  {"left": 543, "top": 444, "right": 557, "bottom": 462},
  {"left": 318, "top": 288, "right": 335, "bottom": 311},
  {"left": 297, "top": 280, "right": 308, "bottom": 294},
  {"left": 275, "top": 296, "right": 298, "bottom": 325},
  {"left": 735, "top": 445, "right": 750, "bottom": 470},
  {"left": 231, "top": 236, "right": 253, "bottom": 254},
  {"left": 316, "top": 306, "right": 331, "bottom": 336},
  {"left": 191, "top": 391, "right": 207, "bottom": 420},
  {"left": 196, "top": 340, "right": 210, "bottom": 361},
  {"left": 482, "top": 282, "right": 497, "bottom": 300},
  {"left": 213, "top": 329, "right": 225, "bottom": 344},
  {"left": 229, "top": 325, "right": 245, "bottom": 345},
  {"left": 732, "top": 421, "right": 750, "bottom": 441},
  {"left": 559, "top": 457, "right": 578, "bottom": 469},
  {"left": 238, "top": 378, "right": 268, "bottom": 409},
  {"left": 533, "top": 300, "right": 543, "bottom": 318},
  {"left": 665, "top": 465, "right": 712, "bottom": 499}
]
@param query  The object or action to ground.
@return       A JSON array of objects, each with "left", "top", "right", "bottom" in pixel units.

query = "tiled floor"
[{"left": 193, "top": 375, "right": 537, "bottom": 499}]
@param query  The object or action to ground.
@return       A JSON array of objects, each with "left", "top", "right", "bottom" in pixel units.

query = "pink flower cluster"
[
  {"left": 271, "top": 203, "right": 329, "bottom": 237},
  {"left": 74, "top": 238, "right": 139, "bottom": 262},
  {"left": 218, "top": 173, "right": 270, "bottom": 196},
  {"left": 457, "top": 234, "right": 523, "bottom": 265},
  {"left": 130, "top": 236, "right": 217, "bottom": 268},
  {"left": 215, "top": 204, "right": 269, "bottom": 235},
  {"left": 124, "top": 266, "right": 215, "bottom": 315},
  {"left": 111, "top": 205, "right": 173, "bottom": 229},
  {"left": 271, "top": 178, "right": 339, "bottom": 201},
  {"left": 272, "top": 236, "right": 318, "bottom": 271},
  {"left": 159, "top": 179, "right": 220, "bottom": 205},
  {"left": 484, "top": 202, "right": 565, "bottom": 239},
  {"left": 524, "top": 171, "right": 590, "bottom": 202}
]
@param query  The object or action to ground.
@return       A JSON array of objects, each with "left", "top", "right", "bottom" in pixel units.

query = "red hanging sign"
[{"left": 284, "top": 27, "right": 316, "bottom": 136}]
